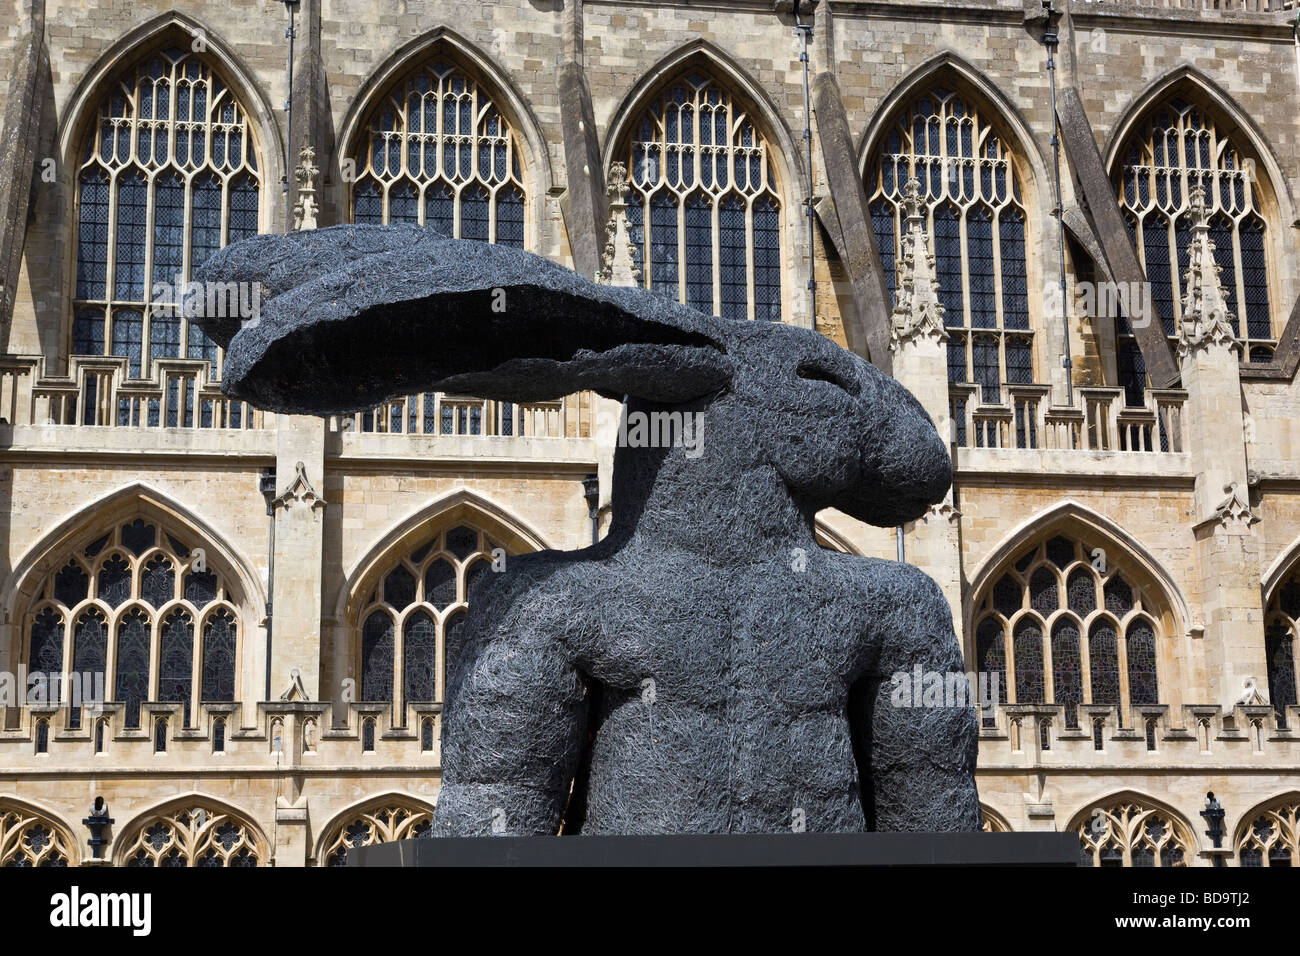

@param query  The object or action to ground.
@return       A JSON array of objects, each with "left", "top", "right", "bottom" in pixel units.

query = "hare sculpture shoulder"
[{"left": 193, "top": 224, "right": 980, "bottom": 835}]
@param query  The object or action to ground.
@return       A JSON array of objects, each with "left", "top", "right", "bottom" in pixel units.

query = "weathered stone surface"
[{"left": 195, "top": 224, "right": 978, "bottom": 834}]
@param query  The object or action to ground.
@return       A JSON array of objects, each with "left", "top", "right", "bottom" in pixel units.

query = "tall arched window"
[
  {"left": 22, "top": 517, "right": 239, "bottom": 729},
  {"left": 867, "top": 87, "right": 1033, "bottom": 399},
  {"left": 1116, "top": 93, "right": 1275, "bottom": 383},
  {"left": 72, "top": 46, "right": 261, "bottom": 382},
  {"left": 349, "top": 58, "right": 525, "bottom": 246},
  {"left": 1075, "top": 799, "right": 1193, "bottom": 867},
  {"left": 620, "top": 72, "right": 783, "bottom": 321},
  {"left": 1264, "top": 568, "right": 1300, "bottom": 729},
  {"left": 357, "top": 523, "right": 510, "bottom": 715},
  {"left": 972, "top": 533, "right": 1166, "bottom": 723}
]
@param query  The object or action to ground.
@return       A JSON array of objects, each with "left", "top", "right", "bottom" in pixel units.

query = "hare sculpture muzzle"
[{"left": 192, "top": 224, "right": 980, "bottom": 834}]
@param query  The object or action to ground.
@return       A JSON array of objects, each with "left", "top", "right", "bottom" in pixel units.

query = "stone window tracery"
[
  {"left": 1116, "top": 93, "right": 1275, "bottom": 393},
  {"left": 119, "top": 803, "right": 263, "bottom": 867},
  {"left": 867, "top": 87, "right": 1033, "bottom": 397},
  {"left": 23, "top": 517, "right": 239, "bottom": 728},
  {"left": 972, "top": 533, "right": 1164, "bottom": 719},
  {"left": 0, "top": 807, "right": 73, "bottom": 867},
  {"left": 621, "top": 72, "right": 783, "bottom": 321},
  {"left": 320, "top": 802, "right": 433, "bottom": 867},
  {"left": 72, "top": 47, "right": 261, "bottom": 386},
  {"left": 350, "top": 59, "right": 525, "bottom": 246},
  {"left": 1077, "top": 800, "right": 1192, "bottom": 867},
  {"left": 1237, "top": 799, "right": 1299, "bottom": 867},
  {"left": 357, "top": 523, "right": 500, "bottom": 713}
]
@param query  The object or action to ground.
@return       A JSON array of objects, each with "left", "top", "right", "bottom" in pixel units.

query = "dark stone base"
[{"left": 348, "top": 832, "right": 1079, "bottom": 867}]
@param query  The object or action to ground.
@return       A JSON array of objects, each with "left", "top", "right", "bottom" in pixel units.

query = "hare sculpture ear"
[{"left": 190, "top": 225, "right": 733, "bottom": 415}]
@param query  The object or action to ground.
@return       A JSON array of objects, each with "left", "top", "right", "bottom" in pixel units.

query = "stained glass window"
[
  {"left": 118, "top": 804, "right": 263, "bottom": 866},
  {"left": 158, "top": 610, "right": 193, "bottom": 725},
  {"left": 1126, "top": 618, "right": 1159, "bottom": 706},
  {"left": 24, "top": 518, "right": 239, "bottom": 732},
  {"left": 350, "top": 59, "right": 526, "bottom": 245},
  {"left": 868, "top": 88, "right": 1033, "bottom": 388},
  {"left": 1116, "top": 94, "right": 1274, "bottom": 364},
  {"left": 1089, "top": 620, "right": 1121, "bottom": 706},
  {"left": 1013, "top": 619, "right": 1045, "bottom": 703},
  {"left": 115, "top": 608, "right": 151, "bottom": 729},
  {"left": 1265, "top": 570, "right": 1300, "bottom": 728},
  {"left": 360, "top": 612, "right": 395, "bottom": 703},
  {"left": 623, "top": 73, "right": 782, "bottom": 319},
  {"left": 975, "top": 533, "right": 1162, "bottom": 716},
  {"left": 73, "top": 48, "right": 261, "bottom": 380},
  {"left": 357, "top": 524, "right": 516, "bottom": 715},
  {"left": 1078, "top": 802, "right": 1192, "bottom": 867},
  {"left": 1052, "top": 619, "right": 1083, "bottom": 726},
  {"left": 977, "top": 616, "right": 1003, "bottom": 707}
]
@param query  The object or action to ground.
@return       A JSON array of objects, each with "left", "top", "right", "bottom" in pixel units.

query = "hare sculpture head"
[{"left": 193, "top": 225, "right": 979, "bottom": 835}]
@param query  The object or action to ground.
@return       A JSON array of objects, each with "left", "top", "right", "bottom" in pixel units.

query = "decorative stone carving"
[
  {"left": 293, "top": 146, "right": 319, "bottom": 231},
  {"left": 889, "top": 178, "right": 948, "bottom": 351},
  {"left": 273, "top": 461, "right": 326, "bottom": 512},
  {"left": 1177, "top": 184, "right": 1240, "bottom": 360},
  {"left": 1211, "top": 481, "right": 1258, "bottom": 530},
  {"left": 597, "top": 161, "right": 641, "bottom": 287}
]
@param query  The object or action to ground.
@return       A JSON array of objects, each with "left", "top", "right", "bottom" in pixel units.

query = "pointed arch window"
[
  {"left": 120, "top": 803, "right": 263, "bottom": 867},
  {"left": 357, "top": 523, "right": 516, "bottom": 718},
  {"left": 72, "top": 46, "right": 262, "bottom": 381},
  {"left": 320, "top": 801, "right": 433, "bottom": 867},
  {"left": 1265, "top": 568, "right": 1300, "bottom": 728},
  {"left": 867, "top": 87, "right": 1034, "bottom": 393},
  {"left": 349, "top": 59, "right": 526, "bottom": 246},
  {"left": 21, "top": 517, "right": 240, "bottom": 729},
  {"left": 1, "top": 806, "right": 74, "bottom": 866},
  {"left": 1116, "top": 94, "right": 1275, "bottom": 382},
  {"left": 1077, "top": 800, "right": 1192, "bottom": 867},
  {"left": 620, "top": 72, "right": 783, "bottom": 320},
  {"left": 972, "top": 533, "right": 1164, "bottom": 719}
]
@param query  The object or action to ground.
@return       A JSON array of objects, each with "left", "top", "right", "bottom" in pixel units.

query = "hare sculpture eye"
[{"left": 796, "top": 360, "right": 860, "bottom": 397}]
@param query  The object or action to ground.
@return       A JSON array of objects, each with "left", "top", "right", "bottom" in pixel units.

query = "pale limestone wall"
[{"left": 0, "top": 0, "right": 1297, "bottom": 864}]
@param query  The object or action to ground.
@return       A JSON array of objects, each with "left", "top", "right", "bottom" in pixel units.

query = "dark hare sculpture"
[{"left": 193, "top": 224, "right": 979, "bottom": 835}]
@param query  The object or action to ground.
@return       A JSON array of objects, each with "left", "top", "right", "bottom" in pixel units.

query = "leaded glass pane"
[
  {"left": 1265, "top": 624, "right": 1297, "bottom": 726},
  {"left": 158, "top": 610, "right": 193, "bottom": 723},
  {"left": 1089, "top": 621, "right": 1120, "bottom": 705},
  {"left": 29, "top": 608, "right": 64, "bottom": 675},
  {"left": 1126, "top": 619, "right": 1159, "bottom": 706},
  {"left": 1104, "top": 576, "right": 1134, "bottom": 616},
  {"left": 361, "top": 612, "right": 394, "bottom": 702},
  {"left": 1029, "top": 567, "right": 1058, "bottom": 614},
  {"left": 201, "top": 610, "right": 236, "bottom": 702},
  {"left": 1052, "top": 618, "right": 1083, "bottom": 725},
  {"left": 141, "top": 555, "right": 175, "bottom": 608},
  {"left": 115, "top": 609, "right": 151, "bottom": 729},
  {"left": 1013, "top": 619, "right": 1045, "bottom": 703},
  {"left": 97, "top": 554, "right": 131, "bottom": 608},
  {"left": 1067, "top": 569, "right": 1096, "bottom": 615},
  {"left": 403, "top": 611, "right": 438, "bottom": 703},
  {"left": 718, "top": 195, "right": 747, "bottom": 321}
]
